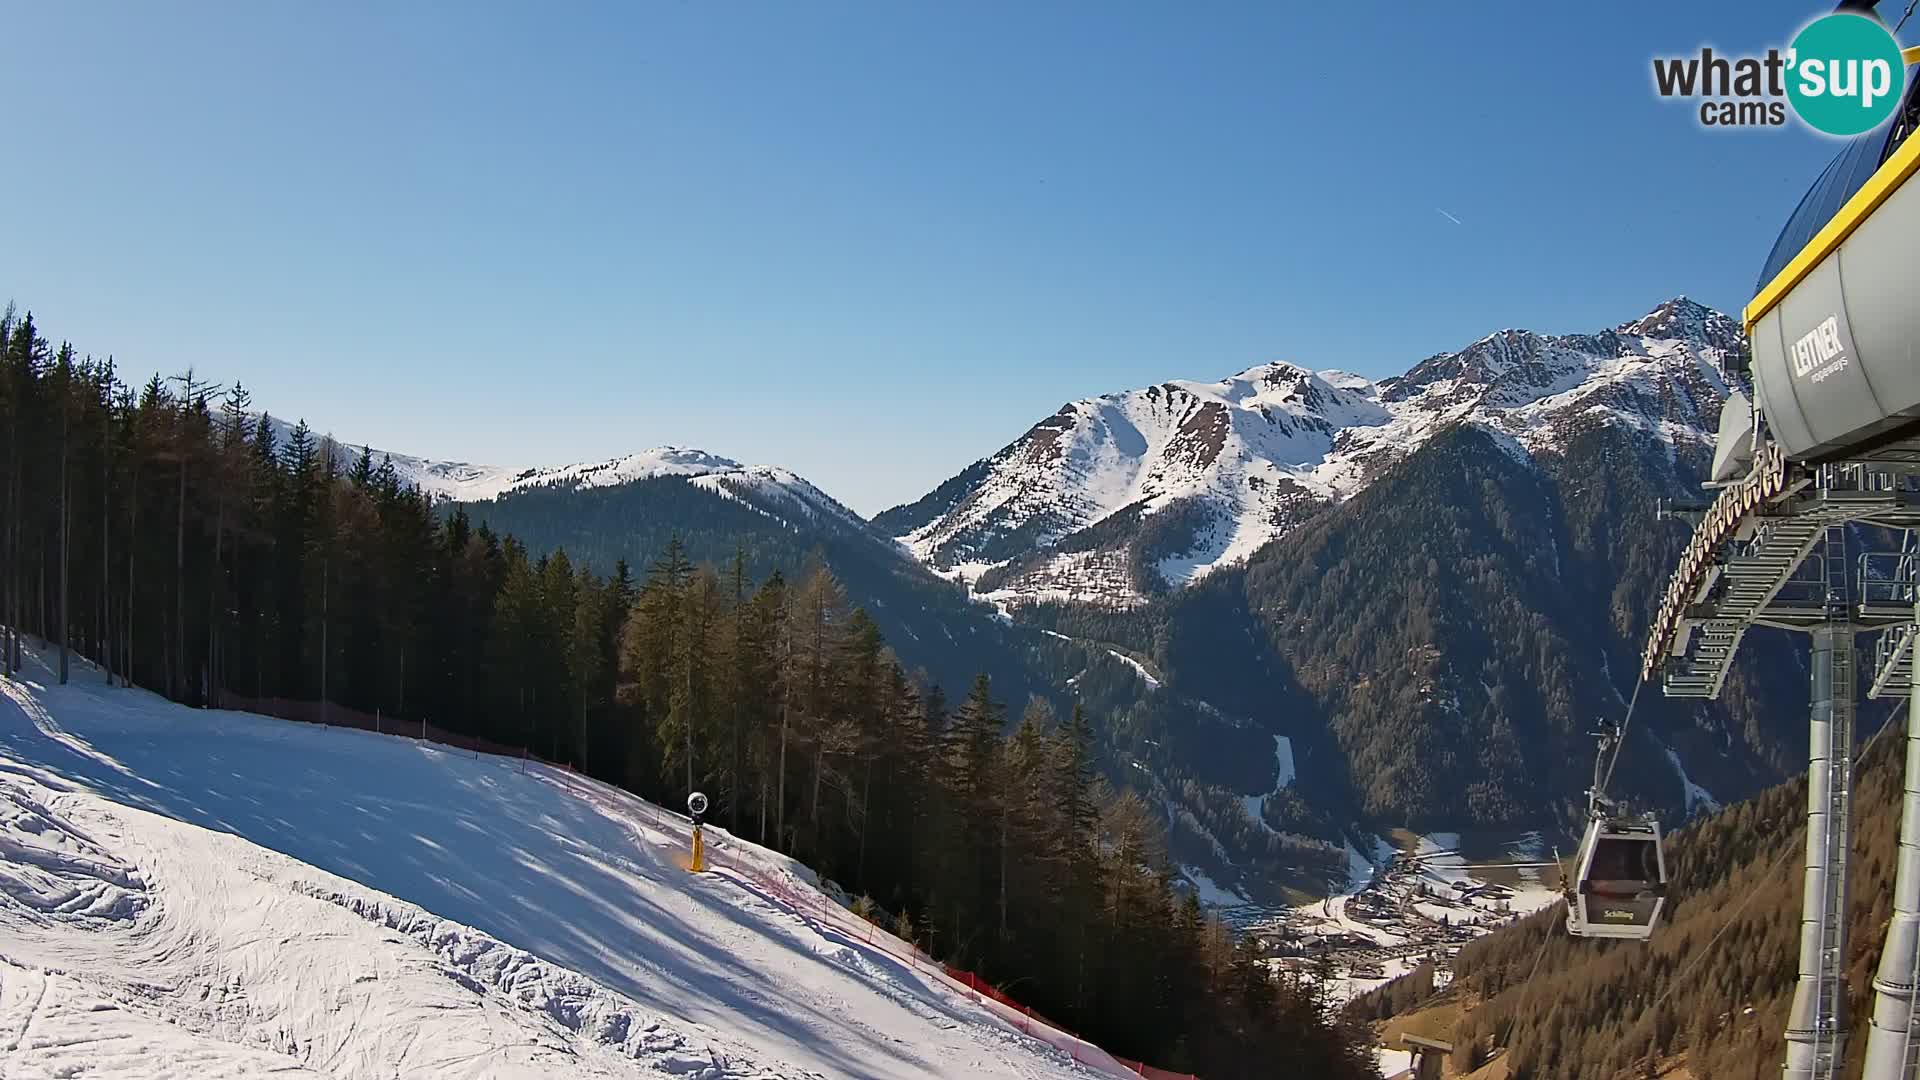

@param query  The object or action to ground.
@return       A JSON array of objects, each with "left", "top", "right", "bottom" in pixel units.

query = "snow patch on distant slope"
[
  {"left": 1665, "top": 745, "right": 1723, "bottom": 816},
  {"left": 1107, "top": 650, "right": 1162, "bottom": 690},
  {"left": 1271, "top": 735, "right": 1296, "bottom": 789},
  {"left": 1239, "top": 736, "right": 1296, "bottom": 834},
  {"left": 1180, "top": 867, "right": 1249, "bottom": 907},
  {"left": 1237, "top": 795, "right": 1270, "bottom": 832},
  {"left": 1408, "top": 833, "right": 1472, "bottom": 891},
  {"left": 1343, "top": 837, "right": 1391, "bottom": 893}
]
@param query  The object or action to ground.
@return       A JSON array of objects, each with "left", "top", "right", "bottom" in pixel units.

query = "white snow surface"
[
  {"left": 1342, "top": 841, "right": 1374, "bottom": 893},
  {"left": 893, "top": 298, "right": 1742, "bottom": 605},
  {"left": 1238, "top": 736, "right": 1295, "bottom": 834},
  {"left": 0, "top": 650, "right": 1105, "bottom": 1080},
  {"left": 1409, "top": 833, "right": 1472, "bottom": 891},
  {"left": 1341, "top": 835, "right": 1395, "bottom": 894},
  {"left": 1269, "top": 735, "right": 1296, "bottom": 790},
  {"left": 1404, "top": 833, "right": 1560, "bottom": 918},
  {"left": 1285, "top": 953, "right": 1415, "bottom": 1010},
  {"left": 1178, "top": 867, "right": 1248, "bottom": 908}
]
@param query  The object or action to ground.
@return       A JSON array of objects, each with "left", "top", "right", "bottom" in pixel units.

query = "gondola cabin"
[{"left": 1566, "top": 815, "right": 1668, "bottom": 941}]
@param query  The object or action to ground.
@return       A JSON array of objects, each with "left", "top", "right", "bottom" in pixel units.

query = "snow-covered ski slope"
[{"left": 0, "top": 648, "right": 1110, "bottom": 1080}]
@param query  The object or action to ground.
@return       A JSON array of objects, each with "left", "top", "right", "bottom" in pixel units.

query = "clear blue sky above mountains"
[{"left": 1, "top": 2, "right": 1882, "bottom": 514}]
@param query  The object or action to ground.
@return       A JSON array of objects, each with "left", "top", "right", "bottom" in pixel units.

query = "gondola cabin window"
[{"left": 1587, "top": 837, "right": 1660, "bottom": 895}]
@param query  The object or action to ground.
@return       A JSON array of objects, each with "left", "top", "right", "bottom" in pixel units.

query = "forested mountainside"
[
  {"left": 1016, "top": 416, "right": 1813, "bottom": 862},
  {"left": 0, "top": 308, "right": 1373, "bottom": 1078},
  {"left": 1224, "top": 420, "right": 1803, "bottom": 828},
  {"left": 996, "top": 301, "right": 1820, "bottom": 848},
  {"left": 450, "top": 301, "right": 1821, "bottom": 897},
  {"left": 459, "top": 474, "right": 1057, "bottom": 715},
  {"left": 467, "top": 473, "right": 1362, "bottom": 900}
]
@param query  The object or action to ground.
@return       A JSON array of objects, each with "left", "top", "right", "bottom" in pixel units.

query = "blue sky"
[{"left": 0, "top": 2, "right": 1885, "bottom": 514}]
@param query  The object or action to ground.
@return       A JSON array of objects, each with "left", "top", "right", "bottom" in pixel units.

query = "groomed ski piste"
[{"left": 0, "top": 645, "right": 1128, "bottom": 1080}]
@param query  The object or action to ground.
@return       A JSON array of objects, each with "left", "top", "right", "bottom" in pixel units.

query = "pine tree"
[
  {"left": 491, "top": 540, "right": 541, "bottom": 747},
  {"left": 788, "top": 563, "right": 850, "bottom": 859},
  {"left": 632, "top": 535, "right": 694, "bottom": 795},
  {"left": 937, "top": 673, "right": 1003, "bottom": 963},
  {"left": 568, "top": 565, "right": 608, "bottom": 772},
  {"left": 52, "top": 343, "right": 75, "bottom": 684}
]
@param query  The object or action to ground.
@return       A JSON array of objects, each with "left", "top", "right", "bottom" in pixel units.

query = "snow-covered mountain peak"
[
  {"left": 1620, "top": 294, "right": 1734, "bottom": 344},
  {"left": 1218, "top": 358, "right": 1317, "bottom": 391},
  {"left": 878, "top": 297, "right": 1744, "bottom": 607},
  {"left": 500, "top": 446, "right": 749, "bottom": 494},
  {"left": 877, "top": 349, "right": 1413, "bottom": 603},
  {"left": 604, "top": 445, "right": 744, "bottom": 475},
  {"left": 1198, "top": 360, "right": 1365, "bottom": 414}
]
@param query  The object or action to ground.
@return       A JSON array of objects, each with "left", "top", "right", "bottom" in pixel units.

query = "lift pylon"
[
  {"left": 1784, "top": 531, "right": 1857, "bottom": 1080},
  {"left": 1861, "top": 534, "right": 1920, "bottom": 1080}
]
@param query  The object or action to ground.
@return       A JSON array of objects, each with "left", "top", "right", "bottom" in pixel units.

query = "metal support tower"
[
  {"left": 1642, "top": 459, "right": 1920, "bottom": 1075},
  {"left": 1785, "top": 526, "right": 1857, "bottom": 1080},
  {"left": 1862, "top": 532, "right": 1920, "bottom": 1080}
]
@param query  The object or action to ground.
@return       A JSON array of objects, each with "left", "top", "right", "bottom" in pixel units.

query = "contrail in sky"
[{"left": 1436, "top": 208, "right": 1463, "bottom": 225}]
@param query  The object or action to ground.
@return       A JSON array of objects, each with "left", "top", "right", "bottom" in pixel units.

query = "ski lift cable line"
[
  {"left": 1498, "top": 897, "right": 1567, "bottom": 1052},
  {"left": 1641, "top": 698, "right": 1902, "bottom": 1021},
  {"left": 1598, "top": 676, "right": 1647, "bottom": 799}
]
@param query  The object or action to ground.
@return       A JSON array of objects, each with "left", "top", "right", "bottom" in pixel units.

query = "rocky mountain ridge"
[{"left": 876, "top": 297, "right": 1743, "bottom": 608}]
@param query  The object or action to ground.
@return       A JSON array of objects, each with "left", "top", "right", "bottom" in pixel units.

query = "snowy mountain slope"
[
  {"left": 258, "top": 414, "right": 524, "bottom": 503},
  {"left": 0, "top": 650, "right": 1104, "bottom": 1080},
  {"left": 876, "top": 297, "right": 1743, "bottom": 607},
  {"left": 256, "top": 416, "right": 866, "bottom": 533},
  {"left": 492, "top": 451, "right": 870, "bottom": 535}
]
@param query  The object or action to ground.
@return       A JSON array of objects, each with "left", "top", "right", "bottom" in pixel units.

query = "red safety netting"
[
  {"left": 217, "top": 692, "right": 545, "bottom": 762},
  {"left": 673, "top": 818, "right": 1201, "bottom": 1080}
]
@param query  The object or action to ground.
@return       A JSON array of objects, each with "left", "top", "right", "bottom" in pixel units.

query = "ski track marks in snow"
[{"left": 0, "top": 649, "right": 1101, "bottom": 1080}]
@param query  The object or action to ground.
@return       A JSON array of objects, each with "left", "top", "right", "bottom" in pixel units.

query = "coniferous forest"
[{"left": 0, "top": 309, "right": 1374, "bottom": 1079}]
